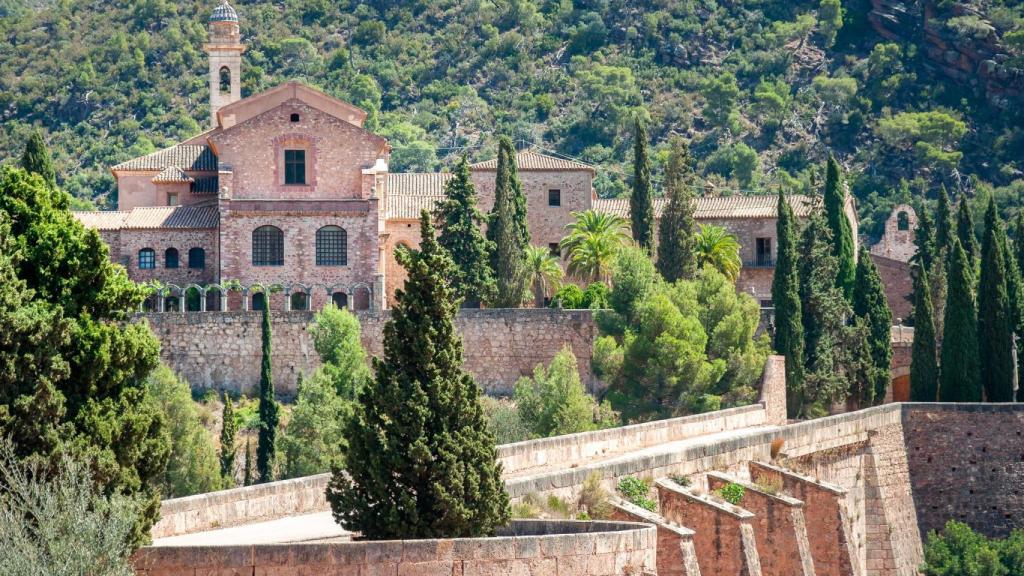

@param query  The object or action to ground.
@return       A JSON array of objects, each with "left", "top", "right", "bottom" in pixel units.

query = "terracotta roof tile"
[
  {"left": 152, "top": 167, "right": 194, "bottom": 183},
  {"left": 593, "top": 194, "right": 814, "bottom": 220},
  {"left": 191, "top": 176, "right": 219, "bottom": 194},
  {"left": 471, "top": 149, "right": 594, "bottom": 171},
  {"left": 386, "top": 173, "right": 452, "bottom": 219},
  {"left": 73, "top": 206, "right": 218, "bottom": 230},
  {"left": 112, "top": 145, "right": 218, "bottom": 172}
]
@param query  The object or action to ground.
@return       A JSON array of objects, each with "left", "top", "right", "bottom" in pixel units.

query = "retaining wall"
[
  {"left": 141, "top": 308, "right": 598, "bottom": 395},
  {"left": 136, "top": 520, "right": 657, "bottom": 576}
]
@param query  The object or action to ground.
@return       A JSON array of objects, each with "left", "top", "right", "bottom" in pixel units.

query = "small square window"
[
  {"left": 548, "top": 189, "right": 561, "bottom": 207},
  {"left": 290, "top": 113, "right": 300, "bottom": 123},
  {"left": 284, "top": 149, "right": 306, "bottom": 185},
  {"left": 548, "top": 243, "right": 560, "bottom": 257},
  {"left": 167, "top": 192, "right": 179, "bottom": 206}
]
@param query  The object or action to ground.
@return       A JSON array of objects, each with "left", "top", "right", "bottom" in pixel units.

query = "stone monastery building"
[{"left": 75, "top": 1, "right": 857, "bottom": 312}]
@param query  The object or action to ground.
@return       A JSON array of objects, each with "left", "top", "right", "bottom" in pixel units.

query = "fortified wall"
[{"left": 142, "top": 308, "right": 598, "bottom": 396}]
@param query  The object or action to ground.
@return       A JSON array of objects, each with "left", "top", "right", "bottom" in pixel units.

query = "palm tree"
[
  {"left": 560, "top": 210, "right": 630, "bottom": 283},
  {"left": 523, "top": 246, "right": 564, "bottom": 307},
  {"left": 694, "top": 224, "right": 742, "bottom": 281}
]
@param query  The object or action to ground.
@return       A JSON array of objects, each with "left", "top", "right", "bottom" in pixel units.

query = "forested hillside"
[{"left": 1, "top": 0, "right": 1022, "bottom": 239}]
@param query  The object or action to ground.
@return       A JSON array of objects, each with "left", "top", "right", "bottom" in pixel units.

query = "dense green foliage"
[
  {"left": 20, "top": 129, "right": 57, "bottom": 190},
  {"left": 596, "top": 247, "right": 769, "bottom": 421},
  {"left": 550, "top": 281, "right": 609, "bottom": 310},
  {"left": 307, "top": 304, "right": 371, "bottom": 399},
  {"left": 616, "top": 476, "right": 656, "bottom": 512},
  {"left": 219, "top": 392, "right": 237, "bottom": 484},
  {"left": 327, "top": 211, "right": 510, "bottom": 539},
  {"left": 852, "top": 246, "right": 892, "bottom": 406},
  {"left": 978, "top": 196, "right": 1015, "bottom": 402},
  {"left": 488, "top": 137, "right": 529, "bottom": 307},
  {"left": 922, "top": 520, "right": 1024, "bottom": 576},
  {"left": 910, "top": 264, "right": 938, "bottom": 401},
  {"left": 435, "top": 157, "right": 495, "bottom": 307},
  {"left": 771, "top": 191, "right": 805, "bottom": 417},
  {"left": 514, "top": 346, "right": 617, "bottom": 437},
  {"left": 0, "top": 440, "right": 138, "bottom": 576},
  {"left": 630, "top": 117, "right": 655, "bottom": 251},
  {"left": 0, "top": 166, "right": 167, "bottom": 547},
  {"left": 256, "top": 305, "right": 279, "bottom": 483},
  {"left": 523, "top": 245, "right": 564, "bottom": 307},
  {"left": 656, "top": 137, "right": 698, "bottom": 283},
  {"left": 561, "top": 210, "right": 630, "bottom": 283},
  {"left": 824, "top": 155, "right": 856, "bottom": 299},
  {"left": 3, "top": 0, "right": 1022, "bottom": 232},
  {"left": 693, "top": 224, "right": 741, "bottom": 282},
  {"left": 958, "top": 199, "right": 981, "bottom": 268},
  {"left": 145, "top": 366, "right": 222, "bottom": 497},
  {"left": 940, "top": 238, "right": 982, "bottom": 402}
]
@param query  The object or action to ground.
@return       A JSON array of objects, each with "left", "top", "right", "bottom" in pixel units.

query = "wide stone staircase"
[{"left": 610, "top": 461, "right": 861, "bottom": 576}]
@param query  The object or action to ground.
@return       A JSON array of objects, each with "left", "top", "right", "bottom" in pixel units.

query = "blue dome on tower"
[{"left": 210, "top": 0, "right": 238, "bottom": 22}]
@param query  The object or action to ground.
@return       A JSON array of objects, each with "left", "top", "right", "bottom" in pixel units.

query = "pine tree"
[
  {"left": 327, "top": 211, "right": 510, "bottom": 539},
  {"left": 630, "top": 117, "right": 655, "bottom": 251},
  {"left": 436, "top": 156, "right": 495, "bottom": 307},
  {"left": 771, "top": 190, "right": 804, "bottom": 417},
  {"left": 487, "top": 137, "right": 528, "bottom": 307},
  {"left": 910, "top": 263, "right": 939, "bottom": 401},
  {"left": 219, "top": 392, "right": 237, "bottom": 484},
  {"left": 256, "top": 305, "right": 279, "bottom": 483},
  {"left": 852, "top": 246, "right": 893, "bottom": 405},
  {"left": 656, "top": 137, "right": 698, "bottom": 282},
  {"left": 243, "top": 436, "right": 254, "bottom": 487},
  {"left": 956, "top": 198, "right": 979, "bottom": 268},
  {"left": 20, "top": 129, "right": 57, "bottom": 190},
  {"left": 978, "top": 196, "right": 1014, "bottom": 401},
  {"left": 823, "top": 154, "right": 856, "bottom": 299},
  {"left": 935, "top": 185, "right": 954, "bottom": 255},
  {"left": 940, "top": 238, "right": 981, "bottom": 402}
]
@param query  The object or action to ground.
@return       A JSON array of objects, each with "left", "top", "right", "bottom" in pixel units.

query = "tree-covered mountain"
[{"left": 1, "top": 0, "right": 1022, "bottom": 239}]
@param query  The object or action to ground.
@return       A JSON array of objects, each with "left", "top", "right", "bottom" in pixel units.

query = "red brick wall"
[
  {"left": 114, "top": 228, "right": 218, "bottom": 286},
  {"left": 871, "top": 254, "right": 912, "bottom": 323}
]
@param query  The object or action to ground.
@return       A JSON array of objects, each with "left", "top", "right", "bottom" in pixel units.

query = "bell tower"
[{"left": 204, "top": 0, "right": 245, "bottom": 128}]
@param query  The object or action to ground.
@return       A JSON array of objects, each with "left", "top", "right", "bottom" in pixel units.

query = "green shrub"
[
  {"left": 279, "top": 370, "right": 355, "bottom": 479},
  {"left": 922, "top": 520, "right": 1024, "bottom": 575},
  {"left": 617, "top": 476, "right": 656, "bottom": 512},
  {"left": 480, "top": 396, "right": 530, "bottom": 444},
  {"left": 514, "top": 346, "right": 619, "bottom": 437},
  {"left": 716, "top": 482, "right": 745, "bottom": 506}
]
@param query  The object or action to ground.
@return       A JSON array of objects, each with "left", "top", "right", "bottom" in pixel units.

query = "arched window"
[
  {"left": 897, "top": 211, "right": 910, "bottom": 231},
  {"left": 331, "top": 292, "right": 348, "bottom": 309},
  {"left": 252, "top": 292, "right": 266, "bottom": 311},
  {"left": 253, "top": 226, "right": 284, "bottom": 266},
  {"left": 290, "top": 292, "right": 309, "bottom": 311},
  {"left": 165, "top": 296, "right": 179, "bottom": 312},
  {"left": 186, "top": 288, "right": 202, "bottom": 312},
  {"left": 165, "top": 248, "right": 179, "bottom": 269},
  {"left": 219, "top": 66, "right": 231, "bottom": 94},
  {"left": 316, "top": 226, "right": 347, "bottom": 266},
  {"left": 138, "top": 248, "right": 155, "bottom": 270},
  {"left": 188, "top": 247, "right": 206, "bottom": 269}
]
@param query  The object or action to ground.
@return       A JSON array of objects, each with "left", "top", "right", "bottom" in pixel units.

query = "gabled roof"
[
  {"left": 152, "top": 167, "right": 194, "bottom": 184},
  {"left": 471, "top": 150, "right": 594, "bottom": 172},
  {"left": 73, "top": 206, "right": 219, "bottom": 231},
  {"left": 191, "top": 176, "right": 219, "bottom": 194},
  {"left": 386, "top": 173, "right": 452, "bottom": 219},
  {"left": 112, "top": 145, "right": 218, "bottom": 172},
  {"left": 593, "top": 194, "right": 814, "bottom": 220},
  {"left": 216, "top": 81, "right": 369, "bottom": 130}
]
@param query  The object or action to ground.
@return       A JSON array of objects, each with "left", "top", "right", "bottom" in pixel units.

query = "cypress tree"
[
  {"left": 436, "top": 156, "right": 495, "bottom": 307},
  {"left": 956, "top": 198, "right": 979, "bottom": 268},
  {"left": 935, "top": 185, "right": 954, "bottom": 255},
  {"left": 1014, "top": 213, "right": 1024, "bottom": 402},
  {"left": 657, "top": 136, "right": 698, "bottom": 282},
  {"left": 823, "top": 154, "right": 856, "bottom": 299},
  {"left": 243, "top": 436, "right": 254, "bottom": 487},
  {"left": 852, "top": 246, "right": 892, "bottom": 405},
  {"left": 256, "top": 305, "right": 279, "bottom": 482},
  {"left": 630, "top": 117, "right": 655, "bottom": 251},
  {"left": 327, "top": 211, "right": 510, "bottom": 539},
  {"left": 771, "top": 190, "right": 804, "bottom": 417},
  {"left": 21, "top": 129, "right": 57, "bottom": 190},
  {"left": 910, "top": 263, "right": 938, "bottom": 401},
  {"left": 912, "top": 202, "right": 936, "bottom": 274},
  {"left": 978, "top": 196, "right": 1014, "bottom": 401},
  {"left": 219, "top": 392, "right": 237, "bottom": 484},
  {"left": 487, "top": 137, "right": 528, "bottom": 307},
  {"left": 940, "top": 238, "right": 981, "bottom": 402}
]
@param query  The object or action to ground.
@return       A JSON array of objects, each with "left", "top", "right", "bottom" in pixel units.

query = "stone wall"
[
  {"left": 137, "top": 520, "right": 657, "bottom": 576},
  {"left": 143, "top": 308, "right": 598, "bottom": 395},
  {"left": 871, "top": 253, "right": 913, "bottom": 323}
]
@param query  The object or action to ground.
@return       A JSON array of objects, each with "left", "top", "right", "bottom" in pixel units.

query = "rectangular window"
[
  {"left": 755, "top": 237, "right": 773, "bottom": 267},
  {"left": 284, "top": 149, "right": 306, "bottom": 185},
  {"left": 167, "top": 192, "right": 179, "bottom": 206},
  {"left": 138, "top": 250, "right": 155, "bottom": 270},
  {"left": 548, "top": 243, "right": 561, "bottom": 257},
  {"left": 548, "top": 189, "right": 561, "bottom": 207}
]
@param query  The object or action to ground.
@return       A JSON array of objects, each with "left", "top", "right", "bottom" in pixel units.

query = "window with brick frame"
[
  {"left": 316, "top": 225, "right": 347, "bottom": 266},
  {"left": 284, "top": 149, "right": 306, "bottom": 185},
  {"left": 167, "top": 192, "right": 179, "bottom": 206},
  {"left": 138, "top": 248, "right": 155, "bottom": 270},
  {"left": 548, "top": 189, "right": 561, "bottom": 207},
  {"left": 165, "top": 248, "right": 179, "bottom": 269},
  {"left": 253, "top": 226, "right": 284, "bottom": 266},
  {"left": 188, "top": 247, "right": 206, "bottom": 269}
]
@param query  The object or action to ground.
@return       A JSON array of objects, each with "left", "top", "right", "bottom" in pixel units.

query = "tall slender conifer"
[
  {"left": 940, "top": 238, "right": 981, "bottom": 401},
  {"left": 630, "top": 117, "right": 655, "bottom": 251}
]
